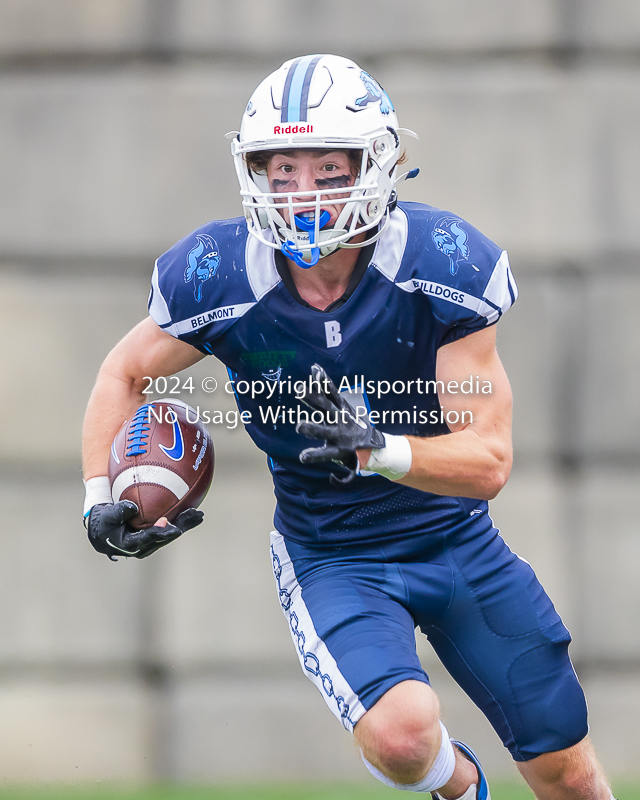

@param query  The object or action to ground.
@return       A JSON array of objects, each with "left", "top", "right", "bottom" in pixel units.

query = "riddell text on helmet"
[{"left": 273, "top": 125, "right": 313, "bottom": 134}]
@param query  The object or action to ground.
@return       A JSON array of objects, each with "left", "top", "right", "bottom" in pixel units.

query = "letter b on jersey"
[{"left": 324, "top": 320, "right": 342, "bottom": 348}]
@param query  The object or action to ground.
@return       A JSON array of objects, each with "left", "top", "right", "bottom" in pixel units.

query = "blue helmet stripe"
[
  {"left": 285, "top": 57, "right": 311, "bottom": 122},
  {"left": 281, "top": 55, "right": 321, "bottom": 123},
  {"left": 280, "top": 58, "right": 301, "bottom": 123},
  {"left": 299, "top": 55, "right": 322, "bottom": 122}
]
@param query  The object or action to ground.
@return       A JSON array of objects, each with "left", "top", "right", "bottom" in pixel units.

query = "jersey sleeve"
[
  {"left": 147, "top": 219, "right": 258, "bottom": 354},
  {"left": 398, "top": 205, "right": 518, "bottom": 348},
  {"left": 437, "top": 248, "right": 518, "bottom": 347}
]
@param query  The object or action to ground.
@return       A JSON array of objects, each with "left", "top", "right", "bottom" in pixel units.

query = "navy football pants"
[{"left": 271, "top": 515, "right": 588, "bottom": 761}]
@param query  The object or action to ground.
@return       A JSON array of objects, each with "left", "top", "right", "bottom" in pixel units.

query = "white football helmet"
[{"left": 230, "top": 54, "right": 417, "bottom": 267}]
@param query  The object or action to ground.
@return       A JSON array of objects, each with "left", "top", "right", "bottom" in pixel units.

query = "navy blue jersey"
[{"left": 148, "top": 202, "right": 517, "bottom": 546}]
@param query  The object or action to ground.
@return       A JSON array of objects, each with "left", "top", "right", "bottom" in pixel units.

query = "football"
[{"left": 108, "top": 399, "right": 214, "bottom": 530}]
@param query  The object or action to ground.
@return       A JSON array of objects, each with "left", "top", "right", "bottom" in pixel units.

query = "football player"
[{"left": 82, "top": 55, "right": 614, "bottom": 800}]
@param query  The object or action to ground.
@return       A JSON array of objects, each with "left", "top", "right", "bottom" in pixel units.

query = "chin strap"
[{"left": 281, "top": 210, "right": 331, "bottom": 268}]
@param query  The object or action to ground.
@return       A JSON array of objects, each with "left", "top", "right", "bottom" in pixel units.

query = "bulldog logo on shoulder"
[
  {"left": 432, "top": 217, "right": 479, "bottom": 276},
  {"left": 184, "top": 234, "right": 221, "bottom": 302}
]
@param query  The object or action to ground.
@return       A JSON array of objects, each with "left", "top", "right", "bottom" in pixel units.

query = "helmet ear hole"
[{"left": 364, "top": 201, "right": 381, "bottom": 222}]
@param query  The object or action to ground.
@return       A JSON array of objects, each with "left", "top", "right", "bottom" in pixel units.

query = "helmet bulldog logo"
[{"left": 352, "top": 71, "right": 394, "bottom": 115}]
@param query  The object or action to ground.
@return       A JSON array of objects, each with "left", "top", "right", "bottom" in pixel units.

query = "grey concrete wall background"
[{"left": 0, "top": 0, "right": 639, "bottom": 785}]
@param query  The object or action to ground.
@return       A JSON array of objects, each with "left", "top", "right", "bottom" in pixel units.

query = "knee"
[
  {"left": 373, "top": 708, "right": 439, "bottom": 774},
  {"left": 540, "top": 759, "right": 596, "bottom": 793},
  {"left": 560, "top": 766, "right": 603, "bottom": 797},
  {"left": 355, "top": 681, "right": 441, "bottom": 781}
]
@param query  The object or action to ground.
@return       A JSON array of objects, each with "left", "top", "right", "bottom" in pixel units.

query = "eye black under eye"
[{"left": 315, "top": 174, "right": 352, "bottom": 189}]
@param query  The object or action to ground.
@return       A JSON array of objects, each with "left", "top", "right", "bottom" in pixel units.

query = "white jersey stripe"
[
  {"left": 371, "top": 206, "right": 409, "bottom": 282},
  {"left": 163, "top": 301, "right": 256, "bottom": 337},
  {"left": 270, "top": 531, "right": 366, "bottom": 731},
  {"left": 245, "top": 232, "right": 282, "bottom": 300},
  {"left": 148, "top": 259, "right": 173, "bottom": 326},
  {"left": 395, "top": 277, "right": 500, "bottom": 323},
  {"left": 484, "top": 250, "right": 516, "bottom": 314},
  {"left": 506, "top": 260, "right": 518, "bottom": 304}
]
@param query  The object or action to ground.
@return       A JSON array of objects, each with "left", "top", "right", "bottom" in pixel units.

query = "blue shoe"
[{"left": 434, "top": 740, "right": 491, "bottom": 800}]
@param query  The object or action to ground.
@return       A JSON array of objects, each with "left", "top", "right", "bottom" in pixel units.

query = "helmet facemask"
[{"left": 234, "top": 139, "right": 399, "bottom": 267}]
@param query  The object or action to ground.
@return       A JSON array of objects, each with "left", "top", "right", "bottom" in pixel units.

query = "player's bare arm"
[
  {"left": 396, "top": 325, "right": 513, "bottom": 500},
  {"left": 82, "top": 316, "right": 205, "bottom": 480},
  {"left": 82, "top": 317, "right": 206, "bottom": 559}
]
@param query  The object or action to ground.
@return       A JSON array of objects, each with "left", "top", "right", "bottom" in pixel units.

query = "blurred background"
[{"left": 0, "top": 0, "right": 639, "bottom": 787}]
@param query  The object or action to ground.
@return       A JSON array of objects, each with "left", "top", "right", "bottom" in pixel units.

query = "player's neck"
[{"left": 284, "top": 234, "right": 366, "bottom": 311}]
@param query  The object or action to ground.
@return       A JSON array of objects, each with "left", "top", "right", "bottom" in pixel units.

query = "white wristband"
[
  {"left": 83, "top": 476, "right": 113, "bottom": 518},
  {"left": 361, "top": 433, "right": 412, "bottom": 481}
]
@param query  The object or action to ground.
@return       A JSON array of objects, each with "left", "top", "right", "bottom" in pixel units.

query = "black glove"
[
  {"left": 296, "top": 363, "right": 385, "bottom": 485},
  {"left": 87, "top": 501, "right": 204, "bottom": 561}
]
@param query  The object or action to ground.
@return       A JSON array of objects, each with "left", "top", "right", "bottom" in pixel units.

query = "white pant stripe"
[{"left": 269, "top": 531, "right": 366, "bottom": 732}]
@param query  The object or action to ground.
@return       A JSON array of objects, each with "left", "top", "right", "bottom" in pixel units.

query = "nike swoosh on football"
[{"left": 159, "top": 418, "right": 185, "bottom": 461}]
